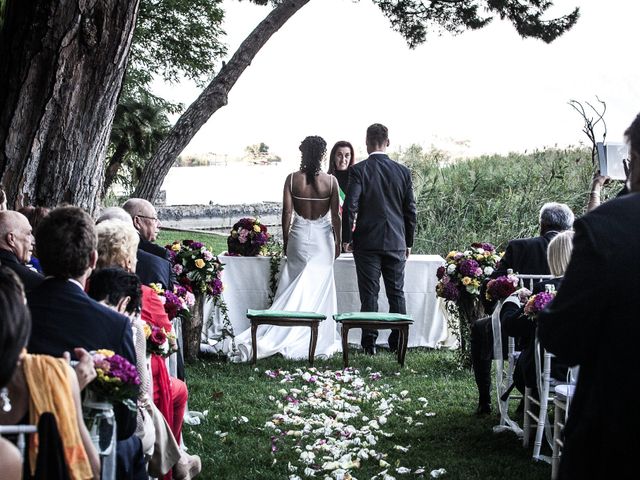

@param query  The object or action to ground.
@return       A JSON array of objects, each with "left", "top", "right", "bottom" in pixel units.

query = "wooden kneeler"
[
  {"left": 246, "top": 309, "right": 326, "bottom": 365},
  {"left": 333, "top": 312, "right": 414, "bottom": 368}
]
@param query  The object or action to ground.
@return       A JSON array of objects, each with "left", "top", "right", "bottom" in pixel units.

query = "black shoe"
[
  {"left": 363, "top": 346, "right": 377, "bottom": 355},
  {"left": 475, "top": 403, "right": 491, "bottom": 416}
]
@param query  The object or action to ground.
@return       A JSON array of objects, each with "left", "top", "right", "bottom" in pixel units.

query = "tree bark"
[
  {"left": 133, "top": 0, "right": 310, "bottom": 201},
  {"left": 102, "top": 141, "right": 129, "bottom": 196},
  {"left": 0, "top": 0, "right": 140, "bottom": 214}
]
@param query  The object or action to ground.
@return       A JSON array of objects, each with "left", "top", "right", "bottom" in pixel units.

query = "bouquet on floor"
[
  {"left": 435, "top": 242, "right": 502, "bottom": 301},
  {"left": 524, "top": 286, "right": 556, "bottom": 319},
  {"left": 165, "top": 240, "right": 224, "bottom": 297},
  {"left": 485, "top": 273, "right": 519, "bottom": 302},
  {"left": 88, "top": 349, "right": 140, "bottom": 411},
  {"left": 226, "top": 217, "right": 270, "bottom": 256}
]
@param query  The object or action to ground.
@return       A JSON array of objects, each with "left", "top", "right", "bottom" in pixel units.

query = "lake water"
[{"left": 161, "top": 163, "right": 297, "bottom": 205}]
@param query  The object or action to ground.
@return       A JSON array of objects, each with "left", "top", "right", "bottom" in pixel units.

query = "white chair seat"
[{"left": 554, "top": 384, "right": 575, "bottom": 401}]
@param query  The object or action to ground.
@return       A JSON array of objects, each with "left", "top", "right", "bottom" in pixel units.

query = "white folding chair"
[
  {"left": 492, "top": 274, "right": 553, "bottom": 437},
  {"left": 522, "top": 331, "right": 556, "bottom": 462},
  {"left": 0, "top": 424, "right": 37, "bottom": 458},
  {"left": 551, "top": 368, "right": 578, "bottom": 479}
]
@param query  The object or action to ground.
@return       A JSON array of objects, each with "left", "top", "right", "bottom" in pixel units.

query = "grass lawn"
[
  {"left": 157, "top": 229, "right": 228, "bottom": 255},
  {"left": 183, "top": 349, "right": 550, "bottom": 480}
]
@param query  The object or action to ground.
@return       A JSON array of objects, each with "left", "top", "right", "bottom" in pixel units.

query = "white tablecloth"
[{"left": 203, "top": 253, "right": 456, "bottom": 351}]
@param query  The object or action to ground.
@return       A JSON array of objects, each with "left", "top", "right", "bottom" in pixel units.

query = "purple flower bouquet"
[
  {"left": 524, "top": 291, "right": 556, "bottom": 318},
  {"left": 89, "top": 349, "right": 140, "bottom": 411},
  {"left": 485, "top": 274, "right": 519, "bottom": 301},
  {"left": 227, "top": 217, "right": 270, "bottom": 256}
]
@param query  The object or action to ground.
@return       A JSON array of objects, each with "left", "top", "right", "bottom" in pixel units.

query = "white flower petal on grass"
[
  {"left": 379, "top": 459, "right": 390, "bottom": 468},
  {"left": 378, "top": 415, "right": 387, "bottom": 425},
  {"left": 304, "top": 467, "right": 317, "bottom": 477},
  {"left": 393, "top": 445, "right": 410, "bottom": 452},
  {"left": 430, "top": 468, "right": 447, "bottom": 478},
  {"left": 368, "top": 419, "right": 380, "bottom": 429},
  {"left": 300, "top": 451, "right": 315, "bottom": 464},
  {"left": 289, "top": 476, "right": 302, "bottom": 480},
  {"left": 414, "top": 468, "right": 425, "bottom": 474},
  {"left": 399, "top": 390, "right": 409, "bottom": 398},
  {"left": 417, "top": 397, "right": 428, "bottom": 403},
  {"left": 288, "top": 462, "right": 298, "bottom": 472},
  {"left": 382, "top": 474, "right": 397, "bottom": 480},
  {"left": 396, "top": 467, "right": 411, "bottom": 474}
]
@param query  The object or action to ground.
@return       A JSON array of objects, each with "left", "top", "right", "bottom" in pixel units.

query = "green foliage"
[
  {"left": 126, "top": 0, "right": 226, "bottom": 100},
  {"left": 105, "top": 92, "right": 171, "bottom": 195},
  {"left": 396, "top": 145, "right": 601, "bottom": 256},
  {"left": 371, "top": 0, "right": 580, "bottom": 48},
  {"left": 157, "top": 229, "right": 227, "bottom": 255},
  {"left": 184, "top": 350, "right": 550, "bottom": 479}
]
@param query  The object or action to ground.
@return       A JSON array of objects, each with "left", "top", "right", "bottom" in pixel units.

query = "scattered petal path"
[{"left": 261, "top": 367, "right": 445, "bottom": 479}]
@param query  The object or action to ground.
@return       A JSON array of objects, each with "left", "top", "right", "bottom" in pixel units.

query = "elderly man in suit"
[
  {"left": 472, "top": 202, "right": 574, "bottom": 415},
  {"left": 344, "top": 123, "right": 417, "bottom": 355},
  {"left": 122, "top": 198, "right": 173, "bottom": 289},
  {"left": 537, "top": 114, "right": 640, "bottom": 479},
  {"left": 0, "top": 210, "right": 43, "bottom": 291}
]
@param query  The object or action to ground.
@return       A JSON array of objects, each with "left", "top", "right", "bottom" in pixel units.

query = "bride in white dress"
[{"left": 234, "top": 136, "right": 342, "bottom": 362}]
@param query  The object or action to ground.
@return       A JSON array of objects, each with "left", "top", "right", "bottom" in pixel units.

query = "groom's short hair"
[{"left": 366, "top": 123, "right": 388, "bottom": 148}]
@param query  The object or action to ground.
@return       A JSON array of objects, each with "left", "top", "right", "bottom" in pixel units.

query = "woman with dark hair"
[
  {"left": 233, "top": 135, "right": 342, "bottom": 362},
  {"left": 327, "top": 141, "right": 356, "bottom": 249}
]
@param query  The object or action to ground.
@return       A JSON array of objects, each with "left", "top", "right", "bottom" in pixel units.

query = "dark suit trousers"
[{"left": 353, "top": 250, "right": 407, "bottom": 350}]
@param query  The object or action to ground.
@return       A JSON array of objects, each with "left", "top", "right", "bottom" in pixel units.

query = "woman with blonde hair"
[{"left": 93, "top": 219, "right": 199, "bottom": 479}]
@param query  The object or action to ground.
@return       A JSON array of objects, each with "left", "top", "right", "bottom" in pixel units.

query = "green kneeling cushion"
[
  {"left": 247, "top": 309, "right": 326, "bottom": 320},
  {"left": 333, "top": 312, "right": 413, "bottom": 323}
]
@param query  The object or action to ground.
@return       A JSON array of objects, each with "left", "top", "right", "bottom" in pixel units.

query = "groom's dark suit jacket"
[
  {"left": 538, "top": 193, "right": 640, "bottom": 480},
  {"left": 345, "top": 153, "right": 416, "bottom": 251}
]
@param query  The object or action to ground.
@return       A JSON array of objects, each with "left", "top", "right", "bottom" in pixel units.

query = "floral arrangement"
[
  {"left": 165, "top": 240, "right": 224, "bottom": 297},
  {"left": 149, "top": 282, "right": 195, "bottom": 321},
  {"left": 485, "top": 273, "right": 519, "bottom": 302},
  {"left": 435, "top": 242, "right": 502, "bottom": 302},
  {"left": 524, "top": 290, "right": 556, "bottom": 318},
  {"left": 226, "top": 217, "right": 270, "bottom": 256},
  {"left": 142, "top": 322, "right": 178, "bottom": 357},
  {"left": 89, "top": 349, "right": 140, "bottom": 411}
]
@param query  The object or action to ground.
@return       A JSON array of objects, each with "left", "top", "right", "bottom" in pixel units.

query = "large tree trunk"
[
  {"left": 0, "top": 0, "right": 140, "bottom": 214},
  {"left": 134, "top": 0, "right": 310, "bottom": 201}
]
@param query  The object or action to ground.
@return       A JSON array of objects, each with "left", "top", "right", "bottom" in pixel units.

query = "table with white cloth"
[{"left": 203, "top": 253, "right": 456, "bottom": 353}]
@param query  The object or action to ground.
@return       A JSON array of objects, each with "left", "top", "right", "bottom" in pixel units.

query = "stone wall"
[{"left": 157, "top": 202, "right": 282, "bottom": 231}]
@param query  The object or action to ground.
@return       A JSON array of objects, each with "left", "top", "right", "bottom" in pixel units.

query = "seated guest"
[
  {"left": 0, "top": 267, "right": 100, "bottom": 479},
  {"left": 472, "top": 202, "right": 574, "bottom": 415},
  {"left": 0, "top": 210, "right": 44, "bottom": 291},
  {"left": 120, "top": 200, "right": 173, "bottom": 289},
  {"left": 25, "top": 206, "right": 145, "bottom": 479},
  {"left": 538, "top": 114, "right": 640, "bottom": 479},
  {"left": 93, "top": 219, "right": 197, "bottom": 478},
  {"left": 501, "top": 230, "right": 573, "bottom": 397},
  {"left": 88, "top": 267, "right": 200, "bottom": 480},
  {"left": 17, "top": 205, "right": 50, "bottom": 273}
]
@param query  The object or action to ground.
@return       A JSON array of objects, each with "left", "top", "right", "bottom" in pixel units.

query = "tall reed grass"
[{"left": 400, "top": 146, "right": 601, "bottom": 255}]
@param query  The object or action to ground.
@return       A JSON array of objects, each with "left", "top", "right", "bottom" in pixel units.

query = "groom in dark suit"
[{"left": 344, "top": 123, "right": 417, "bottom": 354}]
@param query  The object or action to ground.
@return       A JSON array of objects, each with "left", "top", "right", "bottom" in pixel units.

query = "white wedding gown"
[{"left": 233, "top": 211, "right": 340, "bottom": 362}]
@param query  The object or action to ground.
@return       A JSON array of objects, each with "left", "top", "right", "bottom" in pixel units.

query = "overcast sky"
[{"left": 153, "top": 0, "right": 640, "bottom": 164}]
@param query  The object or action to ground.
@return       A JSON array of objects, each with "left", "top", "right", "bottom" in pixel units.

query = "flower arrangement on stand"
[
  {"left": 435, "top": 242, "right": 502, "bottom": 368},
  {"left": 88, "top": 349, "right": 140, "bottom": 411},
  {"left": 226, "top": 217, "right": 270, "bottom": 256},
  {"left": 485, "top": 273, "right": 519, "bottom": 302},
  {"left": 165, "top": 240, "right": 234, "bottom": 362},
  {"left": 524, "top": 285, "right": 556, "bottom": 318}
]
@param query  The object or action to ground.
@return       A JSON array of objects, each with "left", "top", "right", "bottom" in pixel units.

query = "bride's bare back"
[{"left": 282, "top": 171, "right": 342, "bottom": 258}]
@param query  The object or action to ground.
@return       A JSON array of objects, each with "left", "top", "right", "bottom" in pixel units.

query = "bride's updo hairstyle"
[{"left": 299, "top": 135, "right": 327, "bottom": 184}]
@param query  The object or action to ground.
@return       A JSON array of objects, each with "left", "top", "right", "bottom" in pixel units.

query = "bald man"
[
  {"left": 0, "top": 210, "right": 43, "bottom": 291},
  {"left": 120, "top": 200, "right": 173, "bottom": 289}
]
